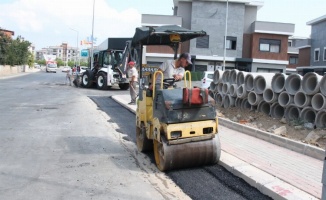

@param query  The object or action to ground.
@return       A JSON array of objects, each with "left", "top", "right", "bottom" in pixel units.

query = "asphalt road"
[{"left": 0, "top": 70, "right": 271, "bottom": 199}]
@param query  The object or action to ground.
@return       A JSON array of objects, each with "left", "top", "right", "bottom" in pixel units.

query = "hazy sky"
[{"left": 0, "top": 0, "right": 324, "bottom": 50}]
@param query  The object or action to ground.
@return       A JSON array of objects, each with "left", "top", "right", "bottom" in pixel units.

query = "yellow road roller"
[{"left": 131, "top": 25, "right": 221, "bottom": 171}]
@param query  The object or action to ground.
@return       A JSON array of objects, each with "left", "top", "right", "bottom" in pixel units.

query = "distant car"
[
  {"left": 62, "top": 66, "right": 71, "bottom": 72},
  {"left": 201, "top": 71, "right": 214, "bottom": 89},
  {"left": 46, "top": 63, "right": 58, "bottom": 73}
]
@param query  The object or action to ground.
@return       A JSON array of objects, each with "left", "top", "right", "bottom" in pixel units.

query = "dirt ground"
[{"left": 215, "top": 105, "right": 326, "bottom": 150}]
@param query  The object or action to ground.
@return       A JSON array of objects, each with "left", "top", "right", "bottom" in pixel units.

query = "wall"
[
  {"left": 310, "top": 21, "right": 326, "bottom": 66},
  {"left": 0, "top": 65, "right": 25, "bottom": 76},
  {"left": 298, "top": 47, "right": 311, "bottom": 66}
]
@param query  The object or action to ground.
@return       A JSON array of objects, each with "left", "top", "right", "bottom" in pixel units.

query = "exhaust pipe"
[
  {"left": 302, "top": 72, "right": 322, "bottom": 95},
  {"left": 278, "top": 91, "right": 294, "bottom": 107},
  {"left": 316, "top": 110, "right": 326, "bottom": 128},
  {"left": 224, "top": 94, "right": 235, "bottom": 109},
  {"left": 263, "top": 88, "right": 279, "bottom": 103},
  {"left": 293, "top": 91, "right": 311, "bottom": 108},
  {"left": 253, "top": 74, "right": 274, "bottom": 94},
  {"left": 300, "top": 107, "right": 316, "bottom": 124},
  {"left": 229, "top": 84, "right": 238, "bottom": 97},
  {"left": 248, "top": 91, "right": 263, "bottom": 106},
  {"left": 258, "top": 101, "right": 271, "bottom": 116},
  {"left": 311, "top": 93, "right": 326, "bottom": 111},
  {"left": 272, "top": 73, "right": 287, "bottom": 93},
  {"left": 229, "top": 69, "right": 239, "bottom": 84},
  {"left": 213, "top": 70, "right": 224, "bottom": 84},
  {"left": 236, "top": 71, "right": 248, "bottom": 86},
  {"left": 285, "top": 73, "right": 302, "bottom": 95},
  {"left": 237, "top": 84, "right": 247, "bottom": 99},
  {"left": 271, "top": 103, "right": 285, "bottom": 119},
  {"left": 284, "top": 105, "right": 301, "bottom": 122}
]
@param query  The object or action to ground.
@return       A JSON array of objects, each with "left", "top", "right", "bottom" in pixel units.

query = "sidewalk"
[{"left": 112, "top": 94, "right": 323, "bottom": 200}]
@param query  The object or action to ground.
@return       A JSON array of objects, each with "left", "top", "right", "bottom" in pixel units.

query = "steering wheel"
[{"left": 163, "top": 78, "right": 178, "bottom": 89}]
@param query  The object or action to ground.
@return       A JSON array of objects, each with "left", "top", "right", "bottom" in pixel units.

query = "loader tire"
[
  {"left": 136, "top": 122, "right": 153, "bottom": 152},
  {"left": 96, "top": 72, "right": 108, "bottom": 90},
  {"left": 119, "top": 83, "right": 129, "bottom": 90},
  {"left": 81, "top": 70, "right": 94, "bottom": 88}
]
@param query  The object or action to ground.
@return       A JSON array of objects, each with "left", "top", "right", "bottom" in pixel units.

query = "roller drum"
[{"left": 154, "top": 135, "right": 221, "bottom": 171}]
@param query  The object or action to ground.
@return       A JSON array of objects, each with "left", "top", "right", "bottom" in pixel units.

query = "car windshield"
[
  {"left": 47, "top": 64, "right": 57, "bottom": 68},
  {"left": 207, "top": 74, "right": 214, "bottom": 79}
]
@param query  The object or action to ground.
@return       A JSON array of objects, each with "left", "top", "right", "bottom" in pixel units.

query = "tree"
[{"left": 0, "top": 31, "right": 11, "bottom": 65}]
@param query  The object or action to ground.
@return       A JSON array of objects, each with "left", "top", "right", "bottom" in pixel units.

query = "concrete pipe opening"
[
  {"left": 284, "top": 105, "right": 301, "bottom": 122},
  {"left": 271, "top": 103, "right": 285, "bottom": 119},
  {"left": 224, "top": 94, "right": 235, "bottom": 109},
  {"left": 272, "top": 73, "right": 287, "bottom": 93},
  {"left": 237, "top": 84, "right": 247, "bottom": 99},
  {"left": 285, "top": 74, "right": 302, "bottom": 95},
  {"left": 222, "top": 70, "right": 230, "bottom": 83},
  {"left": 248, "top": 91, "right": 263, "bottom": 106},
  {"left": 263, "top": 88, "right": 279, "bottom": 103},
  {"left": 235, "top": 97, "right": 243, "bottom": 108},
  {"left": 258, "top": 101, "right": 271, "bottom": 116},
  {"left": 320, "top": 74, "right": 326, "bottom": 96},
  {"left": 217, "top": 82, "right": 223, "bottom": 94},
  {"left": 311, "top": 93, "right": 326, "bottom": 111},
  {"left": 229, "top": 84, "right": 238, "bottom": 97},
  {"left": 222, "top": 83, "right": 230, "bottom": 95},
  {"left": 215, "top": 93, "right": 224, "bottom": 106},
  {"left": 229, "top": 69, "right": 239, "bottom": 84},
  {"left": 278, "top": 91, "right": 294, "bottom": 107},
  {"left": 294, "top": 91, "right": 311, "bottom": 108},
  {"left": 253, "top": 74, "right": 274, "bottom": 95},
  {"left": 241, "top": 99, "right": 251, "bottom": 110},
  {"left": 300, "top": 107, "right": 316, "bottom": 124},
  {"left": 213, "top": 70, "right": 224, "bottom": 84},
  {"left": 302, "top": 72, "right": 322, "bottom": 95},
  {"left": 316, "top": 110, "right": 326, "bottom": 128},
  {"left": 236, "top": 71, "right": 247, "bottom": 86},
  {"left": 245, "top": 74, "right": 254, "bottom": 91}
]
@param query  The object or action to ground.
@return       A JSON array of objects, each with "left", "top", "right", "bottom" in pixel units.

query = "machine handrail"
[
  {"left": 184, "top": 70, "right": 192, "bottom": 88},
  {"left": 152, "top": 71, "right": 163, "bottom": 100}
]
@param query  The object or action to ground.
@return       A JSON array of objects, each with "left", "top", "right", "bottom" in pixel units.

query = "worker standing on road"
[{"left": 127, "top": 61, "right": 138, "bottom": 105}]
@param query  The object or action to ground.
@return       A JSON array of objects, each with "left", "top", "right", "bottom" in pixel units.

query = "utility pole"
[
  {"left": 90, "top": 0, "right": 95, "bottom": 69},
  {"left": 223, "top": 0, "right": 229, "bottom": 71},
  {"left": 70, "top": 28, "right": 79, "bottom": 66}
]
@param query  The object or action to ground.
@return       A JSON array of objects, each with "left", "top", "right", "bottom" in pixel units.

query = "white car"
[
  {"left": 46, "top": 63, "right": 58, "bottom": 73},
  {"left": 62, "top": 66, "right": 71, "bottom": 72},
  {"left": 201, "top": 71, "right": 214, "bottom": 88}
]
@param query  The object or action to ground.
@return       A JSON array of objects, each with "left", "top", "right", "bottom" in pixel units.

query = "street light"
[
  {"left": 90, "top": 0, "right": 95, "bottom": 69},
  {"left": 223, "top": 0, "right": 229, "bottom": 71},
  {"left": 70, "top": 28, "right": 79, "bottom": 66}
]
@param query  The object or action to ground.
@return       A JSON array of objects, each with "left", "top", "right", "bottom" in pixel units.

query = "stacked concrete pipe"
[
  {"left": 229, "top": 69, "right": 239, "bottom": 84},
  {"left": 217, "top": 82, "right": 223, "bottom": 94},
  {"left": 237, "top": 84, "right": 247, "bottom": 99},
  {"left": 224, "top": 94, "right": 235, "bottom": 108},
  {"left": 320, "top": 74, "right": 326, "bottom": 96},
  {"left": 229, "top": 84, "right": 238, "bottom": 97},
  {"left": 278, "top": 91, "right": 294, "bottom": 107},
  {"left": 235, "top": 97, "right": 243, "bottom": 108},
  {"left": 248, "top": 91, "right": 263, "bottom": 106},
  {"left": 222, "top": 70, "right": 230, "bottom": 83},
  {"left": 284, "top": 105, "right": 301, "bottom": 122},
  {"left": 300, "top": 107, "right": 316, "bottom": 124},
  {"left": 311, "top": 93, "right": 326, "bottom": 111},
  {"left": 271, "top": 103, "right": 285, "bottom": 119},
  {"left": 241, "top": 98, "right": 251, "bottom": 110},
  {"left": 272, "top": 72, "right": 287, "bottom": 93},
  {"left": 258, "top": 101, "right": 271, "bottom": 116},
  {"left": 263, "top": 88, "right": 279, "bottom": 103},
  {"left": 302, "top": 72, "right": 322, "bottom": 95},
  {"left": 316, "top": 110, "right": 326, "bottom": 128},
  {"left": 294, "top": 91, "right": 312, "bottom": 108},
  {"left": 222, "top": 83, "right": 230, "bottom": 95},
  {"left": 236, "top": 71, "right": 248, "bottom": 86},
  {"left": 213, "top": 70, "right": 224, "bottom": 84},
  {"left": 285, "top": 73, "right": 302, "bottom": 95},
  {"left": 209, "top": 81, "right": 217, "bottom": 93},
  {"left": 253, "top": 74, "right": 274, "bottom": 94}
]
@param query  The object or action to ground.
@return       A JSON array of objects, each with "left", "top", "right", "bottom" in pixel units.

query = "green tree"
[
  {"left": 0, "top": 31, "right": 11, "bottom": 65},
  {"left": 0, "top": 34, "right": 31, "bottom": 65}
]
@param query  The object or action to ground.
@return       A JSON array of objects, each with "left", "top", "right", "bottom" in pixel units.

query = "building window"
[
  {"left": 324, "top": 47, "right": 326, "bottom": 61},
  {"left": 226, "top": 36, "right": 236, "bottom": 50},
  {"left": 314, "top": 48, "right": 320, "bottom": 62},
  {"left": 196, "top": 35, "right": 209, "bottom": 48},
  {"left": 289, "top": 56, "right": 298, "bottom": 64},
  {"left": 259, "top": 39, "right": 281, "bottom": 53},
  {"left": 288, "top": 40, "right": 292, "bottom": 47}
]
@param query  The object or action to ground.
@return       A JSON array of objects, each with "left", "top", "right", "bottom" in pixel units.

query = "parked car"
[
  {"left": 201, "top": 71, "right": 214, "bottom": 88},
  {"left": 61, "top": 66, "right": 71, "bottom": 72}
]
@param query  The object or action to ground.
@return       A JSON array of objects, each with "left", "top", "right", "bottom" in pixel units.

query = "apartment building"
[
  {"left": 0, "top": 28, "right": 14, "bottom": 37},
  {"left": 35, "top": 43, "right": 78, "bottom": 63},
  {"left": 143, "top": 0, "right": 295, "bottom": 73}
]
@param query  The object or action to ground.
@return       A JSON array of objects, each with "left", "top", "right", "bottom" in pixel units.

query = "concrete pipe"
[
  {"left": 229, "top": 84, "right": 238, "bottom": 97},
  {"left": 208, "top": 90, "right": 216, "bottom": 100},
  {"left": 271, "top": 73, "right": 287, "bottom": 93},
  {"left": 284, "top": 104, "right": 301, "bottom": 122},
  {"left": 248, "top": 91, "right": 263, "bottom": 106},
  {"left": 215, "top": 93, "right": 224, "bottom": 106},
  {"left": 253, "top": 74, "right": 274, "bottom": 94},
  {"left": 278, "top": 91, "right": 294, "bottom": 107},
  {"left": 294, "top": 91, "right": 312, "bottom": 108},
  {"left": 229, "top": 69, "right": 239, "bottom": 84},
  {"left": 224, "top": 94, "right": 235, "bottom": 109},
  {"left": 213, "top": 70, "right": 224, "bottom": 84},
  {"left": 316, "top": 110, "right": 326, "bottom": 128},
  {"left": 237, "top": 84, "right": 247, "bottom": 99},
  {"left": 320, "top": 74, "right": 326, "bottom": 96},
  {"left": 302, "top": 72, "right": 322, "bottom": 95},
  {"left": 209, "top": 82, "right": 217, "bottom": 93},
  {"left": 271, "top": 103, "right": 285, "bottom": 119},
  {"left": 311, "top": 93, "right": 326, "bottom": 111},
  {"left": 236, "top": 71, "right": 248, "bottom": 86},
  {"left": 244, "top": 73, "right": 255, "bottom": 91},
  {"left": 263, "top": 88, "right": 279, "bottom": 103},
  {"left": 222, "top": 83, "right": 230, "bottom": 95},
  {"left": 258, "top": 101, "right": 271, "bottom": 116},
  {"left": 300, "top": 107, "right": 316, "bottom": 124},
  {"left": 235, "top": 97, "right": 243, "bottom": 108},
  {"left": 241, "top": 98, "right": 251, "bottom": 110},
  {"left": 217, "top": 82, "right": 223, "bottom": 94},
  {"left": 284, "top": 73, "right": 302, "bottom": 95},
  {"left": 221, "top": 70, "right": 231, "bottom": 83}
]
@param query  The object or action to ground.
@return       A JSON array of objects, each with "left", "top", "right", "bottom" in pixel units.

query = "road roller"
[{"left": 130, "top": 25, "right": 221, "bottom": 171}]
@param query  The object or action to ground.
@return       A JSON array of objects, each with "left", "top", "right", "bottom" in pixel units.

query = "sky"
[{"left": 0, "top": 0, "right": 325, "bottom": 51}]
